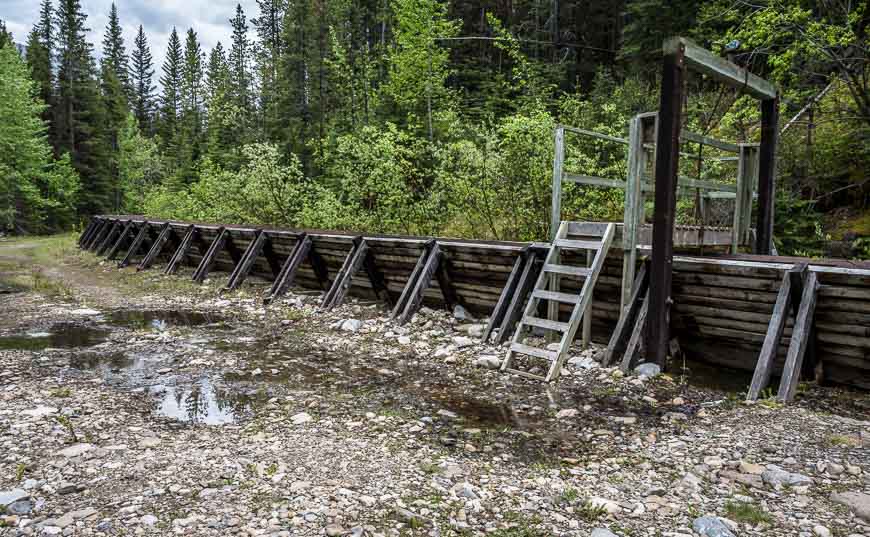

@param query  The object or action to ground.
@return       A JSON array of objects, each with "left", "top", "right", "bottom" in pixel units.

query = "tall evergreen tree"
[
  {"left": 158, "top": 27, "right": 183, "bottom": 166},
  {"left": 25, "top": 1, "right": 55, "bottom": 150},
  {"left": 253, "top": 0, "right": 287, "bottom": 140},
  {"left": 178, "top": 28, "right": 204, "bottom": 183},
  {"left": 101, "top": 2, "right": 132, "bottom": 99},
  {"left": 54, "top": 0, "right": 112, "bottom": 215},
  {"left": 229, "top": 5, "right": 252, "bottom": 118},
  {"left": 204, "top": 42, "right": 241, "bottom": 169},
  {"left": 131, "top": 25, "right": 155, "bottom": 134}
]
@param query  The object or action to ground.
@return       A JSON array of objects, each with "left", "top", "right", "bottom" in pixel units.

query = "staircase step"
[
  {"left": 543, "top": 264, "right": 591, "bottom": 277},
  {"left": 533, "top": 290, "right": 581, "bottom": 304},
  {"left": 510, "top": 343, "right": 557, "bottom": 360},
  {"left": 522, "top": 316, "right": 569, "bottom": 332},
  {"left": 505, "top": 368, "right": 547, "bottom": 381},
  {"left": 554, "top": 239, "right": 602, "bottom": 250}
]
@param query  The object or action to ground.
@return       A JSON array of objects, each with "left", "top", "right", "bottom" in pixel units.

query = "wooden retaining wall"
[{"left": 80, "top": 216, "right": 870, "bottom": 390}]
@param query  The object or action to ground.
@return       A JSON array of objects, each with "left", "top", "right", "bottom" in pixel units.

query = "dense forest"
[{"left": 0, "top": 0, "right": 868, "bottom": 257}]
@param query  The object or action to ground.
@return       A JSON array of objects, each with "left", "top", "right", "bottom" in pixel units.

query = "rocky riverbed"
[{"left": 0, "top": 235, "right": 868, "bottom": 537}]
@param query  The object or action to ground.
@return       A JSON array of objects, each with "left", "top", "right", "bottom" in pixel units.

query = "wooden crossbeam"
[
  {"left": 747, "top": 266, "right": 801, "bottom": 400},
  {"left": 94, "top": 221, "right": 120, "bottom": 254},
  {"left": 137, "top": 223, "right": 172, "bottom": 271},
  {"left": 391, "top": 241, "right": 435, "bottom": 320},
  {"left": 164, "top": 225, "right": 196, "bottom": 275},
  {"left": 78, "top": 220, "right": 97, "bottom": 247},
  {"left": 192, "top": 227, "right": 227, "bottom": 283},
  {"left": 320, "top": 239, "right": 361, "bottom": 308},
  {"left": 105, "top": 220, "right": 135, "bottom": 260},
  {"left": 620, "top": 289, "right": 650, "bottom": 372},
  {"left": 603, "top": 262, "right": 649, "bottom": 367},
  {"left": 85, "top": 220, "right": 108, "bottom": 250},
  {"left": 224, "top": 230, "right": 268, "bottom": 292},
  {"left": 264, "top": 234, "right": 311, "bottom": 304},
  {"left": 777, "top": 271, "right": 819, "bottom": 402},
  {"left": 323, "top": 240, "right": 372, "bottom": 310},
  {"left": 398, "top": 243, "right": 442, "bottom": 325},
  {"left": 482, "top": 253, "right": 524, "bottom": 342},
  {"left": 117, "top": 221, "right": 150, "bottom": 268},
  {"left": 496, "top": 254, "right": 542, "bottom": 344}
]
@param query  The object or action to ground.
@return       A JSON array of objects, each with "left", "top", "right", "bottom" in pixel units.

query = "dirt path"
[{"left": 0, "top": 235, "right": 868, "bottom": 537}]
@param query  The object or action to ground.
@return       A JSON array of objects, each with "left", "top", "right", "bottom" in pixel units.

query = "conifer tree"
[
  {"left": 253, "top": 0, "right": 287, "bottom": 140},
  {"left": 101, "top": 3, "right": 132, "bottom": 99},
  {"left": 131, "top": 25, "right": 155, "bottom": 134},
  {"left": 25, "top": 1, "right": 55, "bottom": 149},
  {"left": 229, "top": 5, "right": 251, "bottom": 118},
  {"left": 159, "top": 27, "right": 183, "bottom": 166},
  {"left": 178, "top": 28, "right": 204, "bottom": 184}
]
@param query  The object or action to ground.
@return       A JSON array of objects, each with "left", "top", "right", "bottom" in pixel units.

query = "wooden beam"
[
  {"left": 481, "top": 253, "right": 524, "bottom": 342},
  {"left": 85, "top": 220, "right": 108, "bottom": 250},
  {"left": 192, "top": 227, "right": 227, "bottom": 283},
  {"left": 551, "top": 126, "right": 565, "bottom": 241},
  {"left": 224, "top": 230, "right": 268, "bottom": 292},
  {"left": 390, "top": 241, "right": 435, "bottom": 320},
  {"left": 435, "top": 256, "right": 460, "bottom": 311},
  {"left": 663, "top": 37, "right": 778, "bottom": 100},
  {"left": 398, "top": 243, "right": 442, "bottom": 325},
  {"left": 264, "top": 234, "right": 311, "bottom": 304},
  {"left": 324, "top": 240, "right": 371, "bottom": 310},
  {"left": 621, "top": 289, "right": 650, "bottom": 372},
  {"left": 117, "top": 221, "right": 150, "bottom": 268},
  {"left": 137, "top": 223, "right": 172, "bottom": 271},
  {"left": 261, "top": 234, "right": 282, "bottom": 277},
  {"left": 94, "top": 221, "right": 120, "bottom": 254},
  {"left": 777, "top": 271, "right": 819, "bottom": 402},
  {"left": 164, "top": 225, "right": 196, "bottom": 275},
  {"left": 307, "top": 246, "right": 331, "bottom": 291},
  {"left": 362, "top": 247, "right": 392, "bottom": 308},
  {"left": 496, "top": 254, "right": 542, "bottom": 344},
  {"left": 105, "top": 220, "right": 135, "bottom": 260},
  {"left": 320, "top": 239, "right": 361, "bottom": 308},
  {"left": 603, "top": 262, "right": 649, "bottom": 367},
  {"left": 746, "top": 268, "right": 798, "bottom": 400},
  {"left": 647, "top": 43, "right": 685, "bottom": 368},
  {"left": 78, "top": 220, "right": 97, "bottom": 247},
  {"left": 756, "top": 97, "right": 779, "bottom": 254}
]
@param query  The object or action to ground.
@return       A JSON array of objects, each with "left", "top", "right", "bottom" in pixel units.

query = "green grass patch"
[{"left": 724, "top": 500, "right": 773, "bottom": 525}]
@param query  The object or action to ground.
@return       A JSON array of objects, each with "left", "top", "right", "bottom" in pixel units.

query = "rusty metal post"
[
  {"left": 756, "top": 97, "right": 779, "bottom": 255},
  {"left": 646, "top": 43, "right": 686, "bottom": 369}
]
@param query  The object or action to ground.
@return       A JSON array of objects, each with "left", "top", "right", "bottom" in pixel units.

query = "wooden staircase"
[{"left": 501, "top": 222, "right": 615, "bottom": 381}]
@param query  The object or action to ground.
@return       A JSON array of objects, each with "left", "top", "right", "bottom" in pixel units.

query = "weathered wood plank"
[
  {"left": 497, "top": 255, "right": 541, "bottom": 344},
  {"left": 224, "top": 230, "right": 268, "bottom": 291},
  {"left": 95, "top": 221, "right": 121, "bottom": 254},
  {"left": 777, "top": 272, "right": 819, "bottom": 402},
  {"left": 164, "top": 225, "right": 196, "bottom": 275},
  {"left": 264, "top": 234, "right": 311, "bottom": 303},
  {"left": 482, "top": 254, "right": 526, "bottom": 342},
  {"left": 747, "top": 269, "right": 795, "bottom": 400},
  {"left": 105, "top": 221, "right": 135, "bottom": 260},
  {"left": 138, "top": 223, "right": 172, "bottom": 271},
  {"left": 620, "top": 289, "right": 650, "bottom": 372},
  {"left": 192, "top": 227, "right": 227, "bottom": 283},
  {"left": 603, "top": 263, "right": 649, "bottom": 367},
  {"left": 325, "top": 240, "right": 371, "bottom": 310},
  {"left": 398, "top": 244, "right": 442, "bottom": 325},
  {"left": 390, "top": 241, "right": 434, "bottom": 320},
  {"left": 320, "top": 239, "right": 361, "bottom": 308},
  {"left": 117, "top": 221, "right": 150, "bottom": 268}
]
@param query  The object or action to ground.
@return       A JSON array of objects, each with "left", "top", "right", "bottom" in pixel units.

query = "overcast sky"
[{"left": 3, "top": 0, "right": 258, "bottom": 78}]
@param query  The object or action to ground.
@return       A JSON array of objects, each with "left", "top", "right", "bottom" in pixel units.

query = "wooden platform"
[{"left": 81, "top": 216, "right": 870, "bottom": 391}]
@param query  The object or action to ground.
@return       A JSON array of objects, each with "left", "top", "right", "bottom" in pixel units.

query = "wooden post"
[
  {"left": 621, "top": 290, "right": 650, "bottom": 372},
  {"left": 164, "top": 225, "right": 196, "bottom": 275},
  {"left": 324, "top": 240, "right": 371, "bottom": 310},
  {"left": 192, "top": 227, "right": 227, "bottom": 283},
  {"left": 264, "top": 234, "right": 311, "bottom": 303},
  {"left": 746, "top": 267, "right": 797, "bottom": 400},
  {"left": 496, "top": 253, "right": 542, "bottom": 344},
  {"left": 756, "top": 97, "right": 779, "bottom": 255},
  {"left": 95, "top": 221, "right": 120, "bottom": 254},
  {"left": 362, "top": 247, "right": 391, "bottom": 308},
  {"left": 603, "top": 262, "right": 648, "bottom": 367},
  {"left": 581, "top": 249, "right": 593, "bottom": 347},
  {"left": 550, "top": 126, "right": 565, "bottom": 241},
  {"left": 105, "top": 220, "right": 134, "bottom": 260},
  {"left": 777, "top": 271, "right": 819, "bottom": 402},
  {"left": 733, "top": 144, "right": 759, "bottom": 253},
  {"left": 117, "top": 221, "right": 150, "bottom": 268},
  {"left": 646, "top": 43, "right": 686, "bottom": 368},
  {"left": 320, "top": 239, "right": 361, "bottom": 308},
  {"left": 78, "top": 220, "right": 97, "bottom": 247},
  {"left": 398, "top": 243, "right": 442, "bottom": 325},
  {"left": 224, "top": 230, "right": 268, "bottom": 292},
  {"left": 138, "top": 223, "right": 172, "bottom": 271},
  {"left": 482, "top": 253, "right": 525, "bottom": 342},
  {"left": 391, "top": 241, "right": 434, "bottom": 320},
  {"left": 85, "top": 220, "right": 108, "bottom": 250},
  {"left": 622, "top": 115, "right": 645, "bottom": 313}
]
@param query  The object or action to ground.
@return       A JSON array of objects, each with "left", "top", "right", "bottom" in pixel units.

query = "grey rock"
[
  {"left": 634, "top": 363, "right": 661, "bottom": 378},
  {"left": 7, "top": 500, "right": 32, "bottom": 515},
  {"left": 0, "top": 489, "right": 28, "bottom": 507},
  {"left": 762, "top": 466, "right": 812, "bottom": 487},
  {"left": 453, "top": 336, "right": 473, "bottom": 348},
  {"left": 693, "top": 516, "right": 736, "bottom": 537},
  {"left": 55, "top": 443, "right": 96, "bottom": 458},
  {"left": 830, "top": 491, "right": 870, "bottom": 522},
  {"left": 340, "top": 319, "right": 362, "bottom": 332},
  {"left": 57, "top": 482, "right": 83, "bottom": 495},
  {"left": 394, "top": 506, "right": 430, "bottom": 527},
  {"left": 452, "top": 305, "right": 474, "bottom": 322},
  {"left": 140, "top": 514, "right": 158, "bottom": 526},
  {"left": 473, "top": 355, "right": 501, "bottom": 370},
  {"left": 591, "top": 529, "right": 619, "bottom": 537}
]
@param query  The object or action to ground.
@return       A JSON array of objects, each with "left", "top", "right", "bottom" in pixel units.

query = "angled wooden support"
[
  {"left": 117, "top": 221, "right": 150, "bottom": 268},
  {"left": 398, "top": 243, "right": 442, "bottom": 325},
  {"left": 264, "top": 234, "right": 311, "bottom": 304},
  {"left": 496, "top": 252, "right": 542, "bottom": 344},
  {"left": 320, "top": 239, "right": 361, "bottom": 308},
  {"left": 192, "top": 227, "right": 227, "bottom": 283},
  {"left": 307, "top": 246, "right": 331, "bottom": 291},
  {"left": 224, "top": 233, "right": 243, "bottom": 266},
  {"left": 603, "top": 262, "right": 649, "bottom": 367},
  {"left": 94, "top": 221, "right": 120, "bottom": 254},
  {"left": 223, "top": 230, "right": 268, "bottom": 292},
  {"left": 620, "top": 289, "right": 650, "bottom": 373},
  {"left": 746, "top": 265, "right": 803, "bottom": 400},
  {"left": 260, "top": 234, "right": 282, "bottom": 278},
  {"left": 138, "top": 223, "right": 172, "bottom": 271},
  {"left": 85, "top": 220, "right": 109, "bottom": 250},
  {"left": 105, "top": 220, "right": 135, "bottom": 260},
  {"left": 323, "top": 239, "right": 372, "bottom": 310},
  {"left": 83, "top": 220, "right": 105, "bottom": 249},
  {"left": 164, "top": 225, "right": 196, "bottom": 275},
  {"left": 78, "top": 220, "right": 97, "bottom": 247},
  {"left": 390, "top": 240, "right": 435, "bottom": 320},
  {"left": 362, "top": 247, "right": 391, "bottom": 308},
  {"left": 435, "top": 255, "right": 460, "bottom": 312},
  {"left": 777, "top": 271, "right": 819, "bottom": 402},
  {"left": 481, "top": 253, "right": 525, "bottom": 342}
]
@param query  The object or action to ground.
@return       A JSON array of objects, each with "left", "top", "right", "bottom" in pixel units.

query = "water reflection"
[
  {"left": 153, "top": 377, "right": 252, "bottom": 425},
  {"left": 105, "top": 310, "right": 225, "bottom": 331},
  {"left": 0, "top": 324, "right": 108, "bottom": 351}
]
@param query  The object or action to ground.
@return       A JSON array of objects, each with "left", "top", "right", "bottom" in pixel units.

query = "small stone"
[
  {"left": 140, "top": 437, "right": 161, "bottom": 448},
  {"left": 591, "top": 529, "right": 619, "bottom": 537},
  {"left": 556, "top": 409, "right": 578, "bottom": 419},
  {"left": 397, "top": 335, "right": 411, "bottom": 345},
  {"left": 6, "top": 500, "right": 32, "bottom": 515},
  {"left": 588, "top": 498, "right": 620, "bottom": 515},
  {"left": 812, "top": 525, "right": 831, "bottom": 537},
  {"left": 693, "top": 516, "right": 736, "bottom": 537},
  {"left": 340, "top": 319, "right": 362, "bottom": 332},
  {"left": 56, "top": 443, "right": 96, "bottom": 458},
  {"left": 634, "top": 363, "right": 661, "bottom": 378},
  {"left": 453, "top": 305, "right": 474, "bottom": 321},
  {"left": 762, "top": 466, "right": 813, "bottom": 487},
  {"left": 325, "top": 523, "right": 345, "bottom": 536},
  {"left": 0, "top": 489, "right": 28, "bottom": 508},
  {"left": 473, "top": 355, "right": 501, "bottom": 369},
  {"left": 739, "top": 461, "right": 765, "bottom": 475},
  {"left": 291, "top": 412, "right": 313, "bottom": 425},
  {"left": 453, "top": 336, "right": 473, "bottom": 348},
  {"left": 140, "top": 514, "right": 159, "bottom": 526}
]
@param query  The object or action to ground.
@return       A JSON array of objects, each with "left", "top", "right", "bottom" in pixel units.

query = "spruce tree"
[
  {"left": 55, "top": 0, "right": 113, "bottom": 216},
  {"left": 101, "top": 2, "right": 132, "bottom": 100},
  {"left": 25, "top": 1, "right": 55, "bottom": 150},
  {"left": 158, "top": 27, "right": 183, "bottom": 167},
  {"left": 253, "top": 0, "right": 287, "bottom": 140},
  {"left": 229, "top": 5, "right": 251, "bottom": 117},
  {"left": 204, "top": 42, "right": 241, "bottom": 169},
  {"left": 131, "top": 25, "right": 155, "bottom": 134},
  {"left": 178, "top": 28, "right": 204, "bottom": 184}
]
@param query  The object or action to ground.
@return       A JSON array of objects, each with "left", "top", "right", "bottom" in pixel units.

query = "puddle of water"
[
  {"left": 105, "top": 310, "right": 225, "bottom": 331},
  {"left": 69, "top": 351, "right": 141, "bottom": 372},
  {"left": 152, "top": 377, "right": 253, "bottom": 425},
  {"left": 0, "top": 323, "right": 108, "bottom": 351}
]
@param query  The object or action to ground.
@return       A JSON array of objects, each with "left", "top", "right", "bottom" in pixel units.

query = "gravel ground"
[{"left": 0, "top": 235, "right": 868, "bottom": 537}]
